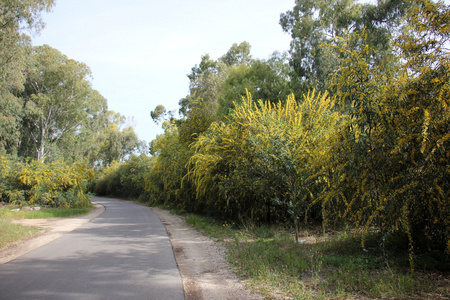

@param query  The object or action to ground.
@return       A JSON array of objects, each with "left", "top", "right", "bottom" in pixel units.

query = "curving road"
[{"left": 0, "top": 197, "right": 184, "bottom": 300}]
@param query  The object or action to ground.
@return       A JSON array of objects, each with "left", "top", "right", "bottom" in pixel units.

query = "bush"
[
  {"left": 91, "top": 154, "right": 154, "bottom": 201},
  {"left": 0, "top": 157, "right": 93, "bottom": 208}
]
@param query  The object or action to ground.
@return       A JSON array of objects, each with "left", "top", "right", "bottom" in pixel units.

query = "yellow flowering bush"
[{"left": 0, "top": 157, "right": 93, "bottom": 208}]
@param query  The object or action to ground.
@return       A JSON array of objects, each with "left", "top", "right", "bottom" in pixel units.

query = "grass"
[
  {"left": 0, "top": 204, "right": 93, "bottom": 251},
  {"left": 0, "top": 219, "right": 42, "bottom": 250},
  {"left": 0, "top": 206, "right": 92, "bottom": 219},
  {"left": 185, "top": 215, "right": 450, "bottom": 299}
]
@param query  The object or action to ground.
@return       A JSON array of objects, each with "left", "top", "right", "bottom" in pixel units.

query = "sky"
[{"left": 32, "top": 0, "right": 295, "bottom": 145}]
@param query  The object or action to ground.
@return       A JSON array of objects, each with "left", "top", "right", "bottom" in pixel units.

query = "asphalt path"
[{"left": 0, "top": 197, "right": 185, "bottom": 300}]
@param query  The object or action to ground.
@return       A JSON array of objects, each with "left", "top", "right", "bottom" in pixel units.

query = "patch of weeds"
[
  {"left": 185, "top": 214, "right": 233, "bottom": 241},
  {"left": 0, "top": 207, "right": 92, "bottom": 219},
  {"left": 178, "top": 212, "right": 448, "bottom": 299},
  {"left": 0, "top": 219, "right": 42, "bottom": 250}
]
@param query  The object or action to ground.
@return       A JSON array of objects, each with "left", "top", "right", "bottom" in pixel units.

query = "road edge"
[{"left": 0, "top": 202, "right": 105, "bottom": 265}]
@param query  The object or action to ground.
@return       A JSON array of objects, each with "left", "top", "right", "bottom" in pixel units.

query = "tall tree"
[
  {"left": 315, "top": 0, "right": 449, "bottom": 268},
  {"left": 19, "top": 45, "right": 106, "bottom": 160},
  {"left": 0, "top": 0, "right": 55, "bottom": 156},
  {"left": 219, "top": 41, "right": 252, "bottom": 67},
  {"left": 217, "top": 53, "right": 292, "bottom": 117},
  {"left": 97, "top": 111, "right": 145, "bottom": 167},
  {"left": 280, "top": 0, "right": 409, "bottom": 94},
  {"left": 0, "top": 0, "right": 54, "bottom": 92}
]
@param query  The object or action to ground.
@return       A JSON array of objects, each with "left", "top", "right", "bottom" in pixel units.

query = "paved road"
[{"left": 0, "top": 197, "right": 184, "bottom": 300}]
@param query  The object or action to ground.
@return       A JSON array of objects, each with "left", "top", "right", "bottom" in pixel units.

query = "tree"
[
  {"left": 188, "top": 90, "right": 342, "bottom": 222},
  {"left": 0, "top": 0, "right": 55, "bottom": 156},
  {"left": 18, "top": 45, "right": 106, "bottom": 160},
  {"left": 0, "top": 0, "right": 54, "bottom": 93},
  {"left": 217, "top": 54, "right": 292, "bottom": 117},
  {"left": 219, "top": 41, "right": 252, "bottom": 66},
  {"left": 97, "top": 111, "right": 145, "bottom": 166},
  {"left": 315, "top": 0, "right": 449, "bottom": 270},
  {"left": 146, "top": 121, "right": 195, "bottom": 210},
  {"left": 179, "top": 42, "right": 252, "bottom": 118},
  {"left": 280, "top": 0, "right": 409, "bottom": 94},
  {"left": 150, "top": 104, "right": 174, "bottom": 124},
  {"left": 179, "top": 54, "right": 228, "bottom": 118}
]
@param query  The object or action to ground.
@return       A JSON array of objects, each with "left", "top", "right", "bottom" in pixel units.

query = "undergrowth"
[
  {"left": 185, "top": 214, "right": 450, "bottom": 299},
  {"left": 0, "top": 219, "right": 42, "bottom": 250},
  {"left": 0, "top": 205, "right": 92, "bottom": 219}
]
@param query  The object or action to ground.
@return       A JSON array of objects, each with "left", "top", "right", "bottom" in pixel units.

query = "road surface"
[{"left": 0, "top": 197, "right": 184, "bottom": 300}]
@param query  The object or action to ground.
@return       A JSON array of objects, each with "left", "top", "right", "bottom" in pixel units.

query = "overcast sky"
[{"left": 32, "top": 0, "right": 295, "bottom": 145}]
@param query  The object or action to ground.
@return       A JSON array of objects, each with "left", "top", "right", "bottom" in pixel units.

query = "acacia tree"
[
  {"left": 315, "top": 0, "right": 449, "bottom": 270},
  {"left": 145, "top": 121, "right": 195, "bottom": 210},
  {"left": 188, "top": 90, "right": 342, "bottom": 222}
]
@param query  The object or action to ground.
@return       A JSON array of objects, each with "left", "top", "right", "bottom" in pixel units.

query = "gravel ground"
[{"left": 0, "top": 202, "right": 262, "bottom": 300}]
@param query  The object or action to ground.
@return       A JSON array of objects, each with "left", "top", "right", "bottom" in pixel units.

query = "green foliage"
[
  {"left": 96, "top": 113, "right": 145, "bottom": 167},
  {"left": 280, "top": 0, "right": 408, "bottom": 94},
  {"left": 0, "top": 0, "right": 54, "bottom": 93},
  {"left": 91, "top": 154, "right": 154, "bottom": 201},
  {"left": 0, "top": 0, "right": 55, "bottom": 156},
  {"left": 315, "top": 1, "right": 450, "bottom": 269},
  {"left": 18, "top": 45, "right": 107, "bottom": 160},
  {"left": 217, "top": 56, "right": 291, "bottom": 117},
  {"left": 184, "top": 213, "right": 444, "bottom": 299},
  {"left": 0, "top": 156, "right": 93, "bottom": 208},
  {"left": 145, "top": 122, "right": 195, "bottom": 210},
  {"left": 0, "top": 207, "right": 91, "bottom": 219},
  {"left": 219, "top": 41, "right": 252, "bottom": 67},
  {"left": 1, "top": 40, "right": 143, "bottom": 164},
  {"left": 141, "top": 1, "right": 449, "bottom": 269},
  {"left": 188, "top": 90, "right": 342, "bottom": 222},
  {"left": 0, "top": 219, "right": 41, "bottom": 250}
]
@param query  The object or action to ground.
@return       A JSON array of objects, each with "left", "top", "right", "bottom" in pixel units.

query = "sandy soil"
[
  {"left": 0, "top": 203, "right": 262, "bottom": 300},
  {"left": 152, "top": 207, "right": 262, "bottom": 300}
]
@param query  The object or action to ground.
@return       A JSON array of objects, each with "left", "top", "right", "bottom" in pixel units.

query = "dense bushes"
[
  {"left": 91, "top": 154, "right": 154, "bottom": 202},
  {"left": 0, "top": 157, "right": 93, "bottom": 208},
  {"left": 187, "top": 90, "right": 341, "bottom": 222}
]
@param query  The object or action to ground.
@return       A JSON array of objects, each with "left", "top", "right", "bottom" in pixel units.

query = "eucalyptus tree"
[
  {"left": 280, "top": 0, "right": 409, "bottom": 95},
  {"left": 217, "top": 52, "right": 292, "bottom": 117},
  {"left": 18, "top": 45, "right": 107, "bottom": 160},
  {"left": 0, "top": 0, "right": 55, "bottom": 156},
  {"left": 97, "top": 112, "right": 145, "bottom": 167}
]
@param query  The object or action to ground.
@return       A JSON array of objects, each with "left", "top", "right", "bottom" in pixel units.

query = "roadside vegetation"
[
  {"left": 185, "top": 214, "right": 449, "bottom": 299},
  {"left": 90, "top": 1, "right": 449, "bottom": 296},
  {"left": 0, "top": 205, "right": 92, "bottom": 251},
  {"left": 0, "top": 220, "right": 41, "bottom": 250},
  {"left": 0, "top": 206, "right": 92, "bottom": 219},
  {"left": 1, "top": 0, "right": 448, "bottom": 298}
]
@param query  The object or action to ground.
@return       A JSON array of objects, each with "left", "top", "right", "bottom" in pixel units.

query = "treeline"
[
  {"left": 0, "top": 1, "right": 144, "bottom": 207},
  {"left": 96, "top": 0, "right": 449, "bottom": 264}
]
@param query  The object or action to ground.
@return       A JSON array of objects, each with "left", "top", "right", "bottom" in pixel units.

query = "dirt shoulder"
[
  {"left": 0, "top": 203, "right": 262, "bottom": 299},
  {"left": 152, "top": 207, "right": 262, "bottom": 300},
  {"left": 0, "top": 202, "right": 105, "bottom": 264}
]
